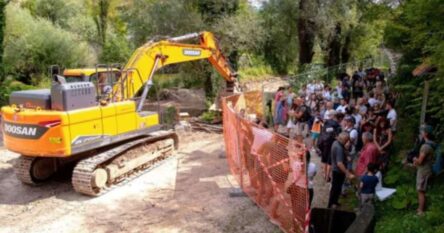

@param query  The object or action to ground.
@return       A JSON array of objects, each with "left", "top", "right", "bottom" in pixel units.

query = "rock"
[{"left": 145, "top": 88, "right": 207, "bottom": 117}]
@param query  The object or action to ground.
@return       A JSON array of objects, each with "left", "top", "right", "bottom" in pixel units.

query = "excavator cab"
[{"left": 51, "top": 64, "right": 122, "bottom": 101}]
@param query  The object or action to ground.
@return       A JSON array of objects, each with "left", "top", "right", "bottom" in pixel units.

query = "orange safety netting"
[{"left": 222, "top": 91, "right": 310, "bottom": 233}]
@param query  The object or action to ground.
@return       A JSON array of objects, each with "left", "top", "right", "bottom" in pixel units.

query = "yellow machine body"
[{"left": 2, "top": 101, "right": 159, "bottom": 157}]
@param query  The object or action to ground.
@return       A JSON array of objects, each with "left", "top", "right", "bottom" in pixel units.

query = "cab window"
[
  {"left": 90, "top": 71, "right": 121, "bottom": 96},
  {"left": 64, "top": 75, "right": 86, "bottom": 83}
]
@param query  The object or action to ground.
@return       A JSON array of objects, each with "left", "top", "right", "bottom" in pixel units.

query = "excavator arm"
[{"left": 113, "top": 31, "right": 237, "bottom": 104}]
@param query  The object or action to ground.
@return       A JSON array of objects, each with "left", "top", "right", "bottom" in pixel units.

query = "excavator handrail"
[{"left": 111, "top": 67, "right": 145, "bottom": 101}]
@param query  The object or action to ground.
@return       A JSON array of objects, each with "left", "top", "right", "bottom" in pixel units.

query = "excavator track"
[
  {"left": 15, "top": 156, "right": 36, "bottom": 185},
  {"left": 15, "top": 156, "right": 57, "bottom": 185},
  {"left": 72, "top": 131, "right": 177, "bottom": 196}
]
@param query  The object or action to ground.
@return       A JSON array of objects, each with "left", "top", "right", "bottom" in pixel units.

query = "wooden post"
[{"left": 420, "top": 79, "right": 430, "bottom": 125}]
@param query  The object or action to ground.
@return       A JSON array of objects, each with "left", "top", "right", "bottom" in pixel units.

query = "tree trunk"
[
  {"left": 204, "top": 70, "right": 213, "bottom": 98},
  {"left": 94, "top": 0, "right": 110, "bottom": 46},
  {"left": 0, "top": 0, "right": 8, "bottom": 79},
  {"left": 297, "top": 0, "right": 315, "bottom": 66},
  {"left": 341, "top": 32, "right": 352, "bottom": 64},
  {"left": 326, "top": 24, "right": 342, "bottom": 68}
]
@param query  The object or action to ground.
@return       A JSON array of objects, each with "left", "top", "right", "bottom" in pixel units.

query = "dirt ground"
[{"left": 0, "top": 132, "right": 280, "bottom": 233}]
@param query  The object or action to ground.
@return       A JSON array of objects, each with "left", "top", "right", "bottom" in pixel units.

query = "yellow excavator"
[{"left": 1, "top": 31, "right": 237, "bottom": 196}]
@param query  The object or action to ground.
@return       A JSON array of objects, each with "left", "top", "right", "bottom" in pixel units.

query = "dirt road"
[{"left": 0, "top": 132, "right": 279, "bottom": 233}]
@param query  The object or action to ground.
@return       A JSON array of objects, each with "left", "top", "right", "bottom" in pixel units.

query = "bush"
[
  {"left": 3, "top": 4, "right": 96, "bottom": 85},
  {"left": 0, "top": 77, "right": 34, "bottom": 105},
  {"left": 200, "top": 111, "right": 217, "bottom": 123}
]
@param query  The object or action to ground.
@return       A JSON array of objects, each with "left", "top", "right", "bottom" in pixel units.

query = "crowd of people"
[
  {"left": 269, "top": 68, "right": 410, "bottom": 211},
  {"left": 233, "top": 66, "right": 438, "bottom": 226}
]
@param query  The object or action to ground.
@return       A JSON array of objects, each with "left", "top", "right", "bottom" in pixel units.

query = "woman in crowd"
[{"left": 374, "top": 117, "right": 393, "bottom": 171}]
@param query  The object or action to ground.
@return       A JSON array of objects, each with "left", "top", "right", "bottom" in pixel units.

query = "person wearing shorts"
[
  {"left": 413, "top": 125, "right": 434, "bottom": 216},
  {"left": 311, "top": 117, "right": 322, "bottom": 145}
]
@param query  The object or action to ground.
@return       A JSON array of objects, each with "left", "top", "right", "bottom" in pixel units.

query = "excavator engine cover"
[
  {"left": 51, "top": 82, "right": 96, "bottom": 111},
  {"left": 9, "top": 89, "right": 51, "bottom": 110}
]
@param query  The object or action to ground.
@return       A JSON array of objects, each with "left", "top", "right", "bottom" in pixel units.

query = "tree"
[
  {"left": 261, "top": 0, "right": 298, "bottom": 74},
  {"left": 89, "top": 0, "right": 113, "bottom": 46},
  {"left": 3, "top": 4, "right": 96, "bottom": 84},
  {"left": 194, "top": 0, "right": 239, "bottom": 25},
  {"left": 32, "top": 0, "right": 82, "bottom": 28},
  {"left": 0, "top": 0, "right": 9, "bottom": 80},
  {"left": 125, "top": 0, "right": 203, "bottom": 46},
  {"left": 297, "top": 0, "right": 316, "bottom": 66},
  {"left": 385, "top": 0, "right": 444, "bottom": 138},
  {"left": 22, "top": 0, "right": 97, "bottom": 45},
  {"left": 194, "top": 0, "right": 240, "bottom": 65}
]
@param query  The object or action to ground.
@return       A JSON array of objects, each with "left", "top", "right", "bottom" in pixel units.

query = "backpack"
[
  {"left": 317, "top": 120, "right": 339, "bottom": 149},
  {"left": 431, "top": 143, "right": 443, "bottom": 175},
  {"left": 415, "top": 140, "right": 444, "bottom": 175}
]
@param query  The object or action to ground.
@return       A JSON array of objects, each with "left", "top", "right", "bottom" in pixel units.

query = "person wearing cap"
[{"left": 414, "top": 125, "right": 435, "bottom": 216}]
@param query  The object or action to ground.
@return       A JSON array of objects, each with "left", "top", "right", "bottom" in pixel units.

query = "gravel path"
[{"left": 0, "top": 132, "right": 280, "bottom": 233}]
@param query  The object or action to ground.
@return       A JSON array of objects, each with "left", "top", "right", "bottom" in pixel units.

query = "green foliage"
[
  {"left": 374, "top": 115, "right": 444, "bottom": 232},
  {"left": 194, "top": 0, "right": 239, "bottom": 25},
  {"left": 125, "top": 0, "right": 204, "bottom": 46},
  {"left": 23, "top": 0, "right": 83, "bottom": 28},
  {"left": 161, "top": 105, "right": 178, "bottom": 129},
  {"left": 0, "top": 0, "right": 7, "bottom": 78},
  {"left": 0, "top": 77, "right": 34, "bottom": 104},
  {"left": 260, "top": 0, "right": 298, "bottom": 74},
  {"left": 66, "top": 14, "right": 98, "bottom": 43},
  {"left": 390, "top": 184, "right": 418, "bottom": 210},
  {"left": 100, "top": 34, "right": 131, "bottom": 64},
  {"left": 3, "top": 4, "right": 96, "bottom": 85},
  {"left": 213, "top": 5, "right": 266, "bottom": 57},
  {"left": 376, "top": 180, "right": 444, "bottom": 233},
  {"left": 384, "top": 0, "right": 444, "bottom": 140},
  {"left": 200, "top": 111, "right": 217, "bottom": 123},
  {"left": 237, "top": 55, "right": 274, "bottom": 81}
]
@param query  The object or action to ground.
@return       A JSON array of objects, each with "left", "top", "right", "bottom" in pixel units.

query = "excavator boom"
[{"left": 114, "top": 31, "right": 237, "bottom": 101}]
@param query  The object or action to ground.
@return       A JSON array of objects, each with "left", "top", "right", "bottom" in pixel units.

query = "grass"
[
  {"left": 238, "top": 63, "right": 276, "bottom": 82},
  {"left": 339, "top": 188, "right": 360, "bottom": 212},
  {"left": 375, "top": 178, "right": 444, "bottom": 233}
]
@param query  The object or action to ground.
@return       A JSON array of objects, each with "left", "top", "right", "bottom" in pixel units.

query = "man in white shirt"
[
  {"left": 307, "top": 83, "right": 315, "bottom": 95},
  {"left": 352, "top": 111, "right": 362, "bottom": 129},
  {"left": 336, "top": 99, "right": 349, "bottom": 114},
  {"left": 358, "top": 68, "right": 366, "bottom": 79},
  {"left": 368, "top": 92, "right": 381, "bottom": 107},
  {"left": 323, "top": 86, "right": 332, "bottom": 101},
  {"left": 386, "top": 100, "right": 397, "bottom": 132},
  {"left": 323, "top": 101, "right": 333, "bottom": 119},
  {"left": 344, "top": 116, "right": 359, "bottom": 171},
  {"left": 345, "top": 116, "right": 358, "bottom": 146}
]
